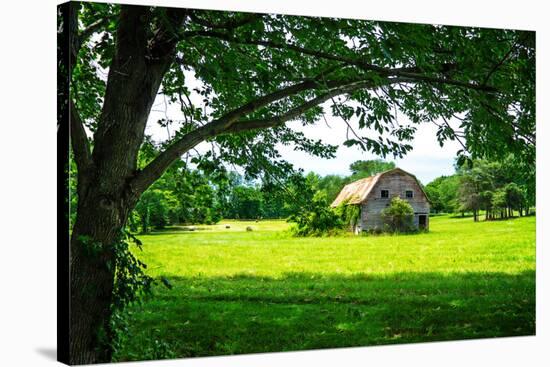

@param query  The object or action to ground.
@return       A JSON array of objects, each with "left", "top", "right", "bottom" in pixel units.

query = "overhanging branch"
[
  {"left": 182, "top": 30, "right": 497, "bottom": 93},
  {"left": 130, "top": 77, "right": 405, "bottom": 193},
  {"left": 225, "top": 80, "right": 377, "bottom": 134},
  {"left": 188, "top": 11, "right": 262, "bottom": 30}
]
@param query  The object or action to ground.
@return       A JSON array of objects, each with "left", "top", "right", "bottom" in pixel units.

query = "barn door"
[{"left": 418, "top": 215, "right": 427, "bottom": 229}]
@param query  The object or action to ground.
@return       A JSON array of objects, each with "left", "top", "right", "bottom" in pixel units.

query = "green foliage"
[
  {"left": 111, "top": 232, "right": 154, "bottom": 310},
  {"left": 349, "top": 159, "right": 395, "bottom": 180},
  {"left": 381, "top": 197, "right": 415, "bottom": 232},
  {"left": 491, "top": 189, "right": 508, "bottom": 212},
  {"left": 425, "top": 175, "right": 460, "bottom": 213},
  {"left": 68, "top": 150, "right": 78, "bottom": 231},
  {"left": 112, "top": 216, "right": 535, "bottom": 361},
  {"left": 456, "top": 157, "right": 531, "bottom": 220},
  {"left": 225, "top": 186, "right": 264, "bottom": 219},
  {"left": 132, "top": 139, "right": 224, "bottom": 231},
  {"left": 316, "top": 174, "right": 348, "bottom": 204},
  {"left": 333, "top": 202, "right": 361, "bottom": 230},
  {"left": 109, "top": 230, "right": 175, "bottom": 356},
  {"left": 75, "top": 5, "right": 534, "bottom": 188},
  {"left": 135, "top": 189, "right": 178, "bottom": 232},
  {"left": 288, "top": 191, "right": 344, "bottom": 237}
]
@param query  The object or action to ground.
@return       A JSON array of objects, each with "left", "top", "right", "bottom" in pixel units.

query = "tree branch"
[
  {"left": 130, "top": 77, "right": 410, "bottom": 192},
  {"left": 80, "top": 17, "right": 110, "bottom": 42},
  {"left": 224, "top": 84, "right": 364, "bottom": 134},
  {"left": 70, "top": 99, "right": 92, "bottom": 171},
  {"left": 72, "top": 10, "right": 112, "bottom": 63},
  {"left": 188, "top": 11, "right": 262, "bottom": 30},
  {"left": 482, "top": 39, "right": 519, "bottom": 86},
  {"left": 182, "top": 30, "right": 497, "bottom": 92}
]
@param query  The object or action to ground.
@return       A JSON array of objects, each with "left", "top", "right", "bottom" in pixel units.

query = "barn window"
[
  {"left": 381, "top": 190, "right": 389, "bottom": 198},
  {"left": 405, "top": 190, "right": 413, "bottom": 198}
]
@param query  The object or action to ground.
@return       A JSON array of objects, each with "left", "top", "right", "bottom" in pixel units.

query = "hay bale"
[
  {"left": 225, "top": 225, "right": 231, "bottom": 229},
  {"left": 246, "top": 226, "right": 253, "bottom": 232}
]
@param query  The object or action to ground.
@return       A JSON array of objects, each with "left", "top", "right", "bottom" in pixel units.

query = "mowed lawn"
[{"left": 113, "top": 215, "right": 536, "bottom": 361}]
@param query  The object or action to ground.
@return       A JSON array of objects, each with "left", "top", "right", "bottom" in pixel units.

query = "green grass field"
[{"left": 113, "top": 215, "right": 536, "bottom": 361}]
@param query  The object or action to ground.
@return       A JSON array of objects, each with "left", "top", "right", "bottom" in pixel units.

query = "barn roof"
[
  {"left": 330, "top": 168, "right": 428, "bottom": 207},
  {"left": 330, "top": 173, "right": 383, "bottom": 207}
]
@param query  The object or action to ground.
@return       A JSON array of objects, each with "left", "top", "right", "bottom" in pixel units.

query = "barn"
[{"left": 331, "top": 168, "right": 430, "bottom": 233}]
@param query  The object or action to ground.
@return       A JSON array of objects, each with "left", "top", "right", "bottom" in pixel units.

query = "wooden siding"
[{"left": 357, "top": 170, "right": 430, "bottom": 231}]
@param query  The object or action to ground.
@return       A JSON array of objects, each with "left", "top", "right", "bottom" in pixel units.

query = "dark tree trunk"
[
  {"left": 67, "top": 6, "right": 185, "bottom": 363},
  {"left": 69, "top": 188, "right": 132, "bottom": 364}
]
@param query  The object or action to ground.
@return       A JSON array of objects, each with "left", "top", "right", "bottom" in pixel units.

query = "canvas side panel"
[{"left": 57, "top": 2, "right": 72, "bottom": 365}]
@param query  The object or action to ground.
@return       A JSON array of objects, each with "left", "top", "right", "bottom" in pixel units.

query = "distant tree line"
[
  {"left": 110, "top": 147, "right": 534, "bottom": 233},
  {"left": 425, "top": 155, "right": 535, "bottom": 221},
  {"left": 119, "top": 153, "right": 395, "bottom": 233}
]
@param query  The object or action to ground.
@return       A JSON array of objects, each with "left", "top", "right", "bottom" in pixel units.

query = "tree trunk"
[
  {"left": 67, "top": 6, "right": 185, "bottom": 362},
  {"left": 69, "top": 181, "right": 135, "bottom": 364}
]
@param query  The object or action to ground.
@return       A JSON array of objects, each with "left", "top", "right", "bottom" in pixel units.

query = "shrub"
[
  {"left": 288, "top": 191, "right": 344, "bottom": 236},
  {"left": 381, "top": 197, "right": 415, "bottom": 233}
]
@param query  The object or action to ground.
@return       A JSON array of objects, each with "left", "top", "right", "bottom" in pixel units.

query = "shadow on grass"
[{"left": 114, "top": 270, "right": 535, "bottom": 362}]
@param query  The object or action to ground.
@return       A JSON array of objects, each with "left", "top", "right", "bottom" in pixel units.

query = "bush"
[
  {"left": 381, "top": 197, "right": 415, "bottom": 233},
  {"left": 288, "top": 192, "right": 344, "bottom": 236}
]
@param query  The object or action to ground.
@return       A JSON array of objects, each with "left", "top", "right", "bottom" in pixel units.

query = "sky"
[{"left": 146, "top": 93, "right": 462, "bottom": 185}]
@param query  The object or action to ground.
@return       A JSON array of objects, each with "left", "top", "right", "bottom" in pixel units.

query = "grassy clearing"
[{"left": 113, "top": 215, "right": 535, "bottom": 361}]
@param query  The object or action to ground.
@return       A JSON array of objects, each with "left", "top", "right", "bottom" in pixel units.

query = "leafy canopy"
[{"left": 74, "top": 3, "right": 535, "bottom": 184}]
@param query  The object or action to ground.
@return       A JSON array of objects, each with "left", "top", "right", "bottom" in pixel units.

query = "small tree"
[
  {"left": 288, "top": 191, "right": 344, "bottom": 236},
  {"left": 505, "top": 182, "right": 525, "bottom": 217},
  {"left": 479, "top": 190, "right": 494, "bottom": 220},
  {"left": 381, "top": 197, "right": 415, "bottom": 232}
]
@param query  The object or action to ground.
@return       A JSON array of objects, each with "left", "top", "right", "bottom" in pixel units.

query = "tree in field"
[
  {"left": 349, "top": 159, "right": 395, "bottom": 180},
  {"left": 425, "top": 175, "right": 460, "bottom": 213},
  {"left": 504, "top": 182, "right": 526, "bottom": 217},
  {"left": 491, "top": 188, "right": 508, "bottom": 219},
  {"left": 317, "top": 174, "right": 347, "bottom": 203},
  {"left": 456, "top": 159, "right": 530, "bottom": 220},
  {"left": 227, "top": 185, "right": 264, "bottom": 219},
  {"left": 134, "top": 188, "right": 177, "bottom": 232},
  {"left": 59, "top": 2, "right": 534, "bottom": 363}
]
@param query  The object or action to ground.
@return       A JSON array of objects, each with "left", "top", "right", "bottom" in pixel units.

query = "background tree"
[
  {"left": 226, "top": 185, "right": 264, "bottom": 219},
  {"left": 60, "top": 2, "right": 535, "bottom": 363},
  {"left": 454, "top": 158, "right": 530, "bottom": 220},
  {"left": 424, "top": 175, "right": 460, "bottom": 213},
  {"left": 349, "top": 159, "right": 396, "bottom": 180}
]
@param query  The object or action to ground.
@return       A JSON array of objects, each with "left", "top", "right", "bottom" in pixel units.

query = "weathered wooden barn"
[{"left": 331, "top": 168, "right": 430, "bottom": 233}]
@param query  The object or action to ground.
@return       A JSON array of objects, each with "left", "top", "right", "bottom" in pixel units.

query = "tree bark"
[
  {"left": 69, "top": 190, "right": 130, "bottom": 364},
  {"left": 68, "top": 5, "right": 185, "bottom": 364}
]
